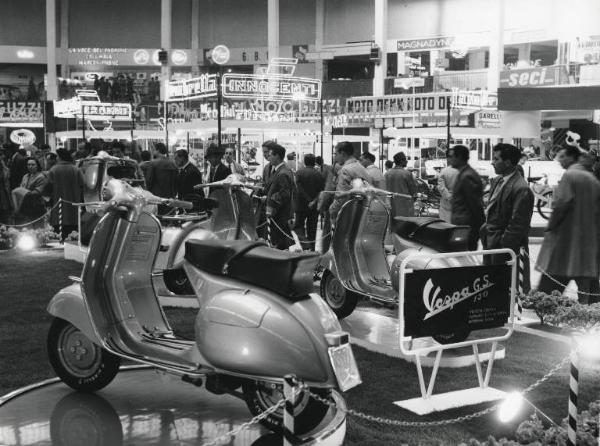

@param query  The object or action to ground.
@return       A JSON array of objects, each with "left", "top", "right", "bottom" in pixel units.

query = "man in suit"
[
  {"left": 447, "top": 145, "right": 485, "bottom": 250},
  {"left": 146, "top": 143, "right": 177, "bottom": 214},
  {"left": 264, "top": 143, "right": 295, "bottom": 250},
  {"left": 294, "top": 153, "right": 325, "bottom": 251},
  {"left": 481, "top": 144, "right": 534, "bottom": 289},
  {"left": 261, "top": 140, "right": 275, "bottom": 183},
  {"left": 385, "top": 152, "right": 417, "bottom": 218},
  {"left": 174, "top": 149, "right": 204, "bottom": 200},
  {"left": 205, "top": 144, "right": 231, "bottom": 193},
  {"left": 223, "top": 147, "right": 245, "bottom": 176},
  {"left": 329, "top": 141, "right": 369, "bottom": 224},
  {"left": 360, "top": 151, "right": 385, "bottom": 189}
]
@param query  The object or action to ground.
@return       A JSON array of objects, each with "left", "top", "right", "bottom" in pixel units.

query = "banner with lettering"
[
  {"left": 0, "top": 101, "right": 43, "bottom": 123},
  {"left": 403, "top": 264, "right": 512, "bottom": 338}
]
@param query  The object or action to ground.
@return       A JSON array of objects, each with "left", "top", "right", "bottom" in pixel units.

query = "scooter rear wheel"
[
  {"left": 47, "top": 318, "right": 121, "bottom": 392},
  {"left": 242, "top": 380, "right": 330, "bottom": 435},
  {"left": 320, "top": 270, "right": 359, "bottom": 319}
]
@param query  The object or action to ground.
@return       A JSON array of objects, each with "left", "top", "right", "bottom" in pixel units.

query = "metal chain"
[
  {"left": 305, "top": 354, "right": 570, "bottom": 428},
  {"left": 523, "top": 250, "right": 600, "bottom": 297},
  {"left": 198, "top": 387, "right": 297, "bottom": 446},
  {"left": 267, "top": 216, "right": 332, "bottom": 245},
  {"left": 0, "top": 199, "right": 68, "bottom": 229}
]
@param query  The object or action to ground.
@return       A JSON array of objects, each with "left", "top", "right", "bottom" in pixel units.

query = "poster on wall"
[{"left": 571, "top": 36, "right": 600, "bottom": 64}]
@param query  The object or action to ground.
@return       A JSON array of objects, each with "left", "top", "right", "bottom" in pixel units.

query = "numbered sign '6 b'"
[{"left": 403, "top": 264, "right": 512, "bottom": 339}]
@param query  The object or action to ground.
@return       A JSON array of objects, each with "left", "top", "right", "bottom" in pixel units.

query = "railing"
[{"left": 432, "top": 69, "right": 489, "bottom": 91}]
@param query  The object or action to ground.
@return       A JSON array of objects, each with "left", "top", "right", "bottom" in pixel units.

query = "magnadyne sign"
[{"left": 397, "top": 36, "right": 455, "bottom": 51}]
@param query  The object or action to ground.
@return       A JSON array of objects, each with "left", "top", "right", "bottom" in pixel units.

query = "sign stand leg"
[
  {"left": 472, "top": 341, "right": 498, "bottom": 389},
  {"left": 414, "top": 349, "right": 443, "bottom": 399}
]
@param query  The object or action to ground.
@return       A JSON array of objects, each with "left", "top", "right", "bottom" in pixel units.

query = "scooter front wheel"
[
  {"left": 47, "top": 318, "right": 121, "bottom": 392},
  {"left": 320, "top": 270, "right": 359, "bottom": 319},
  {"left": 242, "top": 380, "right": 330, "bottom": 435}
]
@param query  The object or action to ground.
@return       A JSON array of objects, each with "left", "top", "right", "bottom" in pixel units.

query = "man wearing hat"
[{"left": 205, "top": 144, "right": 231, "bottom": 193}]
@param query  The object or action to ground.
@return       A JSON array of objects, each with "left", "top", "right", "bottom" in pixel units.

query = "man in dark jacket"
[
  {"left": 294, "top": 153, "right": 325, "bottom": 251},
  {"left": 146, "top": 143, "right": 177, "bottom": 213},
  {"left": 9, "top": 148, "right": 27, "bottom": 191},
  {"left": 264, "top": 143, "right": 294, "bottom": 250},
  {"left": 481, "top": 143, "right": 534, "bottom": 288},
  {"left": 447, "top": 145, "right": 485, "bottom": 250},
  {"left": 205, "top": 144, "right": 231, "bottom": 195},
  {"left": 174, "top": 149, "right": 204, "bottom": 200}
]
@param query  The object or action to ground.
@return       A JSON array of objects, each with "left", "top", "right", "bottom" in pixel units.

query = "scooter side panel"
[
  {"left": 186, "top": 265, "right": 340, "bottom": 386},
  {"left": 47, "top": 283, "right": 102, "bottom": 344}
]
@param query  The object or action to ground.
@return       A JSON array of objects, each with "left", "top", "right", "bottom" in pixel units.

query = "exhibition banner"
[
  {"left": 499, "top": 66, "right": 567, "bottom": 88},
  {"left": 403, "top": 264, "right": 512, "bottom": 338},
  {"left": 222, "top": 73, "right": 321, "bottom": 101}
]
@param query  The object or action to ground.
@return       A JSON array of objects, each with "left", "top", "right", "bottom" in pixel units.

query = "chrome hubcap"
[
  {"left": 325, "top": 275, "right": 346, "bottom": 308},
  {"left": 57, "top": 325, "right": 102, "bottom": 378}
]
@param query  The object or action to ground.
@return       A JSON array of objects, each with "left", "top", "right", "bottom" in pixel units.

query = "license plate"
[{"left": 328, "top": 343, "right": 362, "bottom": 392}]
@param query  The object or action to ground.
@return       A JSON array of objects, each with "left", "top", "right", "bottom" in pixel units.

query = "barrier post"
[
  {"left": 567, "top": 344, "right": 579, "bottom": 446},
  {"left": 516, "top": 247, "right": 525, "bottom": 320},
  {"left": 58, "top": 198, "right": 63, "bottom": 241},
  {"left": 283, "top": 374, "right": 300, "bottom": 446},
  {"left": 266, "top": 216, "right": 272, "bottom": 247}
]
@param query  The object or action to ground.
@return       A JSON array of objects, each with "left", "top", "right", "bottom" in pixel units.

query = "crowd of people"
[{"left": 1, "top": 136, "right": 599, "bottom": 304}]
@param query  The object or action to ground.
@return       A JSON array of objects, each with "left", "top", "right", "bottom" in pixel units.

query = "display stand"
[{"left": 393, "top": 249, "right": 516, "bottom": 415}]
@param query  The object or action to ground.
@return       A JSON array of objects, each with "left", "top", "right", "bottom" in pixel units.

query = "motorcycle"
[
  {"left": 527, "top": 174, "right": 553, "bottom": 220},
  {"left": 317, "top": 180, "right": 476, "bottom": 343},
  {"left": 46, "top": 179, "right": 360, "bottom": 434}
]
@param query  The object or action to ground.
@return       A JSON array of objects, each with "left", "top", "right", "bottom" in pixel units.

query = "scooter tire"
[
  {"left": 320, "top": 270, "right": 359, "bottom": 319},
  {"left": 536, "top": 191, "right": 552, "bottom": 220},
  {"left": 47, "top": 318, "right": 121, "bottom": 392},
  {"left": 242, "top": 380, "right": 331, "bottom": 435}
]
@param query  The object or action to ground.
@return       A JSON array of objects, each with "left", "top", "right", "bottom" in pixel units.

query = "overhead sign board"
[
  {"left": 451, "top": 90, "right": 498, "bottom": 110},
  {"left": 0, "top": 101, "right": 43, "bottom": 123},
  {"left": 211, "top": 45, "right": 231, "bottom": 65},
  {"left": 166, "top": 74, "right": 218, "bottom": 101},
  {"left": 222, "top": 73, "right": 321, "bottom": 101},
  {"left": 499, "top": 65, "right": 566, "bottom": 88},
  {"left": 474, "top": 110, "right": 501, "bottom": 128},
  {"left": 394, "top": 77, "right": 425, "bottom": 89},
  {"left": 54, "top": 97, "right": 131, "bottom": 121},
  {"left": 346, "top": 92, "right": 451, "bottom": 115},
  {"left": 397, "top": 36, "right": 455, "bottom": 51},
  {"left": 68, "top": 47, "right": 192, "bottom": 67}
]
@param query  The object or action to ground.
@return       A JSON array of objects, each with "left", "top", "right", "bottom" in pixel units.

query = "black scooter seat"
[
  {"left": 184, "top": 239, "right": 320, "bottom": 298},
  {"left": 392, "top": 217, "right": 470, "bottom": 252}
]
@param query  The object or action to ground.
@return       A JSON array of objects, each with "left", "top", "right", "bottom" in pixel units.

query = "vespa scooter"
[
  {"left": 47, "top": 179, "right": 360, "bottom": 434},
  {"left": 318, "top": 180, "right": 476, "bottom": 343}
]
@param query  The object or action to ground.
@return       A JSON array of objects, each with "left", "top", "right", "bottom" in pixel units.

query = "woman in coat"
[
  {"left": 46, "top": 149, "right": 84, "bottom": 240},
  {"left": 11, "top": 157, "right": 46, "bottom": 213}
]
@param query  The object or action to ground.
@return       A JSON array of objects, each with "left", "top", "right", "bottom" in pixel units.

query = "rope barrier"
[
  {"left": 267, "top": 216, "right": 332, "bottom": 246},
  {"left": 523, "top": 250, "right": 600, "bottom": 297},
  {"left": 0, "top": 200, "right": 66, "bottom": 229}
]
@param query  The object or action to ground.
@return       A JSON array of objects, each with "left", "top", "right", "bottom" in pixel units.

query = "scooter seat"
[
  {"left": 392, "top": 217, "right": 470, "bottom": 252},
  {"left": 184, "top": 239, "right": 320, "bottom": 298}
]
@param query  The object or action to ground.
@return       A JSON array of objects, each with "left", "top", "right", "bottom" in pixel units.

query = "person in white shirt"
[
  {"left": 223, "top": 148, "right": 245, "bottom": 176},
  {"left": 359, "top": 151, "right": 385, "bottom": 189}
]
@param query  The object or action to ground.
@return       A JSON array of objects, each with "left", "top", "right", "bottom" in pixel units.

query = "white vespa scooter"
[{"left": 46, "top": 179, "right": 360, "bottom": 434}]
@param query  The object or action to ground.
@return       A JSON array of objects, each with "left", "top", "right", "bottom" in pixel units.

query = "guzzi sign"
[
  {"left": 0, "top": 101, "right": 42, "bottom": 123},
  {"left": 403, "top": 264, "right": 512, "bottom": 338}
]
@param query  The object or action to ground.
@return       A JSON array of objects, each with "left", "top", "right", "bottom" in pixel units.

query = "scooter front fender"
[
  {"left": 318, "top": 250, "right": 338, "bottom": 277},
  {"left": 47, "top": 283, "right": 101, "bottom": 344}
]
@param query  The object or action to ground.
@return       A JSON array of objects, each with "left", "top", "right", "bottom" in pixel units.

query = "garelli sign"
[
  {"left": 222, "top": 74, "right": 321, "bottom": 101},
  {"left": 499, "top": 66, "right": 566, "bottom": 88}
]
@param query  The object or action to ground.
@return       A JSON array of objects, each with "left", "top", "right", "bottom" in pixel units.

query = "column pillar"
[
  {"left": 191, "top": 0, "right": 199, "bottom": 75},
  {"left": 268, "top": 0, "right": 279, "bottom": 61},
  {"left": 518, "top": 43, "right": 531, "bottom": 66},
  {"left": 487, "top": 0, "right": 505, "bottom": 92},
  {"left": 160, "top": 0, "right": 172, "bottom": 101},
  {"left": 314, "top": 0, "right": 325, "bottom": 81},
  {"left": 59, "top": 0, "right": 69, "bottom": 78},
  {"left": 373, "top": 0, "right": 388, "bottom": 96},
  {"left": 46, "top": 0, "right": 58, "bottom": 100}
]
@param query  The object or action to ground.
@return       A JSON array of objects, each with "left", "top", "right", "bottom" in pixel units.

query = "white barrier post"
[{"left": 283, "top": 374, "right": 299, "bottom": 446}]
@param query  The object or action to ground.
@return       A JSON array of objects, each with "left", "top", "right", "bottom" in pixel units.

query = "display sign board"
[
  {"left": 68, "top": 48, "right": 192, "bottom": 67},
  {"left": 403, "top": 264, "right": 512, "bottom": 338},
  {"left": 499, "top": 66, "right": 566, "bottom": 88},
  {"left": 346, "top": 92, "right": 451, "bottom": 115},
  {"left": 222, "top": 73, "right": 321, "bottom": 101},
  {"left": 394, "top": 77, "right": 425, "bottom": 89},
  {"left": 54, "top": 97, "right": 131, "bottom": 121},
  {"left": 166, "top": 74, "right": 218, "bottom": 101},
  {"left": 451, "top": 90, "right": 498, "bottom": 110},
  {"left": 10, "top": 128, "right": 36, "bottom": 145},
  {"left": 397, "top": 36, "right": 455, "bottom": 51},
  {"left": 570, "top": 36, "right": 600, "bottom": 64},
  {"left": 474, "top": 110, "right": 501, "bottom": 128},
  {"left": 0, "top": 101, "right": 43, "bottom": 123}
]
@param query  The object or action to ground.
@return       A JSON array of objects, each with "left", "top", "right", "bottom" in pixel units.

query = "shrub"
[{"left": 521, "top": 290, "right": 575, "bottom": 325}]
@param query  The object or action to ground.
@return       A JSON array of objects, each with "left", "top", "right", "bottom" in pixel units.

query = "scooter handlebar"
[{"left": 164, "top": 199, "right": 194, "bottom": 210}]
